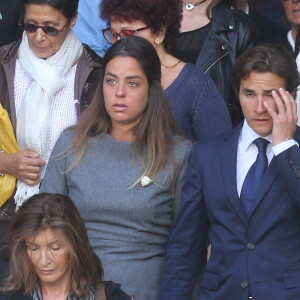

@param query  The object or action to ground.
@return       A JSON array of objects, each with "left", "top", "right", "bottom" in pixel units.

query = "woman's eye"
[
  {"left": 106, "top": 78, "right": 116, "bottom": 84},
  {"left": 51, "top": 247, "right": 60, "bottom": 251},
  {"left": 26, "top": 245, "right": 38, "bottom": 251},
  {"left": 128, "top": 81, "right": 139, "bottom": 87},
  {"left": 50, "top": 244, "right": 61, "bottom": 251}
]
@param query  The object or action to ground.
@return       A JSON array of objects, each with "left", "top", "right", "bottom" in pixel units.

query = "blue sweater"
[{"left": 165, "top": 63, "right": 232, "bottom": 142}]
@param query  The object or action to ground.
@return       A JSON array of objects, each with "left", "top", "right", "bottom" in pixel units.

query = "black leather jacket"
[{"left": 195, "top": 3, "right": 254, "bottom": 126}]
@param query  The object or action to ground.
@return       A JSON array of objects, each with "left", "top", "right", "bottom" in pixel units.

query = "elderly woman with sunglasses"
[
  {"left": 101, "top": 0, "right": 232, "bottom": 143},
  {"left": 0, "top": 0, "right": 102, "bottom": 262}
]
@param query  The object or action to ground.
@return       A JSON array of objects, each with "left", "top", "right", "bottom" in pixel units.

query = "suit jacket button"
[
  {"left": 247, "top": 243, "right": 255, "bottom": 250},
  {"left": 241, "top": 281, "right": 249, "bottom": 288}
]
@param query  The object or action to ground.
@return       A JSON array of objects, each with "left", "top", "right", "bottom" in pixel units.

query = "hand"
[
  {"left": 0, "top": 150, "right": 46, "bottom": 185},
  {"left": 264, "top": 88, "right": 298, "bottom": 145}
]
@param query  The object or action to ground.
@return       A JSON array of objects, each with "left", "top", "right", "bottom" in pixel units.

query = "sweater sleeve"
[
  {"left": 172, "top": 139, "right": 192, "bottom": 220},
  {"left": 192, "top": 74, "right": 232, "bottom": 141},
  {"left": 40, "top": 130, "right": 71, "bottom": 195}
]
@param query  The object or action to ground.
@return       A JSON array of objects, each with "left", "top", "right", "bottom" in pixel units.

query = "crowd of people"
[{"left": 1, "top": 0, "right": 300, "bottom": 299}]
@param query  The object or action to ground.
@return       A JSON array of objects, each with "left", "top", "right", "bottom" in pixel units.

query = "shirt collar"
[{"left": 240, "top": 119, "right": 272, "bottom": 151}]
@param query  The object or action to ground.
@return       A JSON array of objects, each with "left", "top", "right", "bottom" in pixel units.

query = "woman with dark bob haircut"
[
  {"left": 0, "top": 193, "right": 131, "bottom": 300},
  {"left": 0, "top": 0, "right": 102, "bottom": 261},
  {"left": 100, "top": 0, "right": 232, "bottom": 142},
  {"left": 41, "top": 36, "right": 192, "bottom": 300}
]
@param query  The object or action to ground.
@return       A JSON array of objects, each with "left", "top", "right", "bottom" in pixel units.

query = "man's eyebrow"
[
  {"left": 241, "top": 88, "right": 255, "bottom": 93},
  {"left": 263, "top": 89, "right": 278, "bottom": 93}
]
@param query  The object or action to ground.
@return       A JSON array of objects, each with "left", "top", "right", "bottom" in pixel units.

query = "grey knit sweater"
[{"left": 40, "top": 131, "right": 192, "bottom": 300}]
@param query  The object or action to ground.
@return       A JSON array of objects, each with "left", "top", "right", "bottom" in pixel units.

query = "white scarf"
[{"left": 15, "top": 30, "right": 83, "bottom": 209}]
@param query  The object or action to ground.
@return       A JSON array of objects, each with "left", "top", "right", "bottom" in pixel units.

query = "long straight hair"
[{"left": 69, "top": 36, "right": 183, "bottom": 181}]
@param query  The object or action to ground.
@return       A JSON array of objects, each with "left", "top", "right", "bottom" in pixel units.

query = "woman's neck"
[
  {"left": 181, "top": 0, "right": 213, "bottom": 32},
  {"left": 40, "top": 281, "right": 70, "bottom": 300},
  {"left": 38, "top": 270, "right": 71, "bottom": 300},
  {"left": 156, "top": 47, "right": 185, "bottom": 90},
  {"left": 110, "top": 125, "right": 135, "bottom": 142}
]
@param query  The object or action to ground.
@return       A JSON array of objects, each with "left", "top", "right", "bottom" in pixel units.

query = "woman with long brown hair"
[
  {"left": 41, "top": 36, "right": 192, "bottom": 300},
  {"left": 0, "top": 193, "right": 131, "bottom": 300}
]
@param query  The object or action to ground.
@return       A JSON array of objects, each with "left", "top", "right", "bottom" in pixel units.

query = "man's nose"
[{"left": 254, "top": 98, "right": 267, "bottom": 113}]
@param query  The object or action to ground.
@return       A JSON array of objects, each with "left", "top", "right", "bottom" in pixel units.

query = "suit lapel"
[
  {"left": 248, "top": 126, "right": 300, "bottom": 217},
  {"left": 220, "top": 123, "right": 292, "bottom": 221},
  {"left": 221, "top": 125, "right": 247, "bottom": 224}
]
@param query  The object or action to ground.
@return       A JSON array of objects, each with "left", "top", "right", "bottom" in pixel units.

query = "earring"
[{"left": 155, "top": 40, "right": 161, "bottom": 46}]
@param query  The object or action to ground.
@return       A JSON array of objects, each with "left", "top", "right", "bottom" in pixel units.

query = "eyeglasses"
[
  {"left": 20, "top": 21, "right": 69, "bottom": 36},
  {"left": 102, "top": 26, "right": 150, "bottom": 44}
]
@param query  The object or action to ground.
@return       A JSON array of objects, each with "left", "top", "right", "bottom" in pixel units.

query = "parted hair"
[
  {"left": 0, "top": 193, "right": 103, "bottom": 298},
  {"left": 100, "top": 0, "right": 182, "bottom": 54},
  {"left": 69, "top": 36, "right": 183, "bottom": 182},
  {"left": 232, "top": 44, "right": 300, "bottom": 95},
  {"left": 21, "top": 0, "right": 79, "bottom": 19}
]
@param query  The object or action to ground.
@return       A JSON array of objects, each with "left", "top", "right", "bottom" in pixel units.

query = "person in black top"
[
  {"left": 175, "top": 0, "right": 254, "bottom": 126},
  {"left": 0, "top": 0, "right": 22, "bottom": 47}
]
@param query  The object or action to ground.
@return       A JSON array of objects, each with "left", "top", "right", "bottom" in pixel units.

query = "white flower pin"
[{"left": 140, "top": 176, "right": 164, "bottom": 189}]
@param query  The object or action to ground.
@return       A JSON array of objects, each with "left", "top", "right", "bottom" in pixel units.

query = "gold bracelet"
[{"left": 0, "top": 150, "right": 5, "bottom": 176}]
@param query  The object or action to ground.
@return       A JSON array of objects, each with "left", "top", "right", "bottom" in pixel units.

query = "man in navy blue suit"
[{"left": 159, "top": 44, "right": 300, "bottom": 300}]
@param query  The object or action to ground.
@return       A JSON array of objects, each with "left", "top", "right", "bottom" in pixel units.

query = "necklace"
[
  {"left": 183, "top": 0, "right": 207, "bottom": 11},
  {"left": 161, "top": 60, "right": 182, "bottom": 69}
]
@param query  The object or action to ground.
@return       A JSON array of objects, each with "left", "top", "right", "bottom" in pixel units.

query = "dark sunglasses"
[
  {"left": 20, "top": 21, "right": 69, "bottom": 36},
  {"left": 102, "top": 26, "right": 150, "bottom": 44}
]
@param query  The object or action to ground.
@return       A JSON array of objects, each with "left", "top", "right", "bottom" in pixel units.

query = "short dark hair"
[
  {"left": 232, "top": 44, "right": 299, "bottom": 95},
  {"left": 100, "top": 0, "right": 182, "bottom": 54},
  {"left": 21, "top": 0, "right": 79, "bottom": 19},
  {"left": 1, "top": 193, "right": 103, "bottom": 298}
]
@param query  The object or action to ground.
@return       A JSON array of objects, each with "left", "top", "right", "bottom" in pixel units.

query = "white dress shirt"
[{"left": 236, "top": 120, "right": 297, "bottom": 196}]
